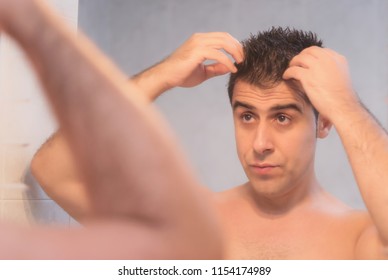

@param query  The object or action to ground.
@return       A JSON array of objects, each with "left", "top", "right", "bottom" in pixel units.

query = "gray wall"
[{"left": 79, "top": 0, "right": 388, "bottom": 209}]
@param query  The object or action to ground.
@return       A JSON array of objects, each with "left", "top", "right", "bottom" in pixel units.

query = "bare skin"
[
  {"left": 217, "top": 185, "right": 369, "bottom": 259},
  {"left": 31, "top": 29, "right": 388, "bottom": 259},
  {"left": 216, "top": 81, "right": 372, "bottom": 259},
  {"left": 0, "top": 0, "right": 222, "bottom": 259},
  {"left": 32, "top": 32, "right": 244, "bottom": 219}
]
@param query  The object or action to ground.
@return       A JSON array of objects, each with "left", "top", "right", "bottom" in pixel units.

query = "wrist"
[
  {"left": 316, "top": 88, "right": 360, "bottom": 123},
  {"left": 329, "top": 98, "right": 369, "bottom": 130},
  {"left": 131, "top": 61, "right": 174, "bottom": 101}
]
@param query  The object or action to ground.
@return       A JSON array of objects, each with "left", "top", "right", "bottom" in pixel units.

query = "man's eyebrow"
[
  {"left": 270, "top": 103, "right": 303, "bottom": 113},
  {"left": 232, "top": 101, "right": 303, "bottom": 113},
  {"left": 232, "top": 101, "right": 256, "bottom": 111}
]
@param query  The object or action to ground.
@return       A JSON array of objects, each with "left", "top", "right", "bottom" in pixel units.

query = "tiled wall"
[{"left": 0, "top": 0, "right": 79, "bottom": 226}]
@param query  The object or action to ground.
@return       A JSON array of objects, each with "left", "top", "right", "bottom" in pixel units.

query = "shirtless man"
[
  {"left": 0, "top": 0, "right": 221, "bottom": 259},
  {"left": 32, "top": 25, "right": 388, "bottom": 258}
]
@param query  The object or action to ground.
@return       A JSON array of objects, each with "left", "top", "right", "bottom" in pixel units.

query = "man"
[
  {"left": 31, "top": 26, "right": 388, "bottom": 259},
  {"left": 0, "top": 0, "right": 221, "bottom": 259}
]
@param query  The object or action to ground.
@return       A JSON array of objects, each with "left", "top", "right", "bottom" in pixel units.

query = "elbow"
[
  {"left": 30, "top": 152, "right": 43, "bottom": 182},
  {"left": 30, "top": 151, "right": 47, "bottom": 186},
  {"left": 30, "top": 150, "right": 57, "bottom": 196}
]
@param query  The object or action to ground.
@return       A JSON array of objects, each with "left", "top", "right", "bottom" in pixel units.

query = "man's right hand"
[
  {"left": 131, "top": 32, "right": 244, "bottom": 101},
  {"left": 163, "top": 32, "right": 244, "bottom": 87}
]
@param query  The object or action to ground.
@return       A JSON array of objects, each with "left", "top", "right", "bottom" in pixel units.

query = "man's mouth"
[{"left": 249, "top": 163, "right": 279, "bottom": 175}]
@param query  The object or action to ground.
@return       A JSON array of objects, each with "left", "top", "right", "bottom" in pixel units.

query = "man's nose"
[{"left": 252, "top": 123, "right": 274, "bottom": 156}]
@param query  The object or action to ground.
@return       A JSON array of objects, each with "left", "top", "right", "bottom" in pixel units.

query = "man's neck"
[{"left": 243, "top": 175, "right": 322, "bottom": 218}]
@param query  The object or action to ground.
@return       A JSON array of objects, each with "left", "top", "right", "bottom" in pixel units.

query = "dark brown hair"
[{"left": 228, "top": 27, "right": 322, "bottom": 117}]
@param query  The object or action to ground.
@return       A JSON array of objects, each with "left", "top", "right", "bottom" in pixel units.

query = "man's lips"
[{"left": 249, "top": 163, "right": 280, "bottom": 175}]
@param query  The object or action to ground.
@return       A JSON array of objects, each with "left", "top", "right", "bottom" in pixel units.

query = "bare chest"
[{"left": 221, "top": 212, "right": 359, "bottom": 259}]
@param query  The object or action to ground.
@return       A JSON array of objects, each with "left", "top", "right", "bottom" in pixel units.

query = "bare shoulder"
[
  {"left": 213, "top": 184, "right": 264, "bottom": 233},
  {"left": 332, "top": 207, "right": 371, "bottom": 239},
  {"left": 302, "top": 194, "right": 387, "bottom": 259},
  {"left": 315, "top": 192, "right": 371, "bottom": 239},
  {"left": 214, "top": 185, "right": 247, "bottom": 208},
  {"left": 351, "top": 210, "right": 388, "bottom": 259},
  {"left": 213, "top": 187, "right": 382, "bottom": 259},
  {"left": 214, "top": 186, "right": 239, "bottom": 200}
]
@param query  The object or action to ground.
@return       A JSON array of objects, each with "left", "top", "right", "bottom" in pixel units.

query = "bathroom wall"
[
  {"left": 78, "top": 0, "right": 388, "bottom": 209},
  {"left": 0, "top": 0, "right": 78, "bottom": 226}
]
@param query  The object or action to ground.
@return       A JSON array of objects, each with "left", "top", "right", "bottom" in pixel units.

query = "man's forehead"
[{"left": 232, "top": 80, "right": 309, "bottom": 107}]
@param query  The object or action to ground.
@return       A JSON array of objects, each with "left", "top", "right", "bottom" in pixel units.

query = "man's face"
[{"left": 232, "top": 80, "right": 319, "bottom": 197}]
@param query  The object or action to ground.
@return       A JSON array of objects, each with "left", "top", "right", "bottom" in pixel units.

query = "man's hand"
[
  {"left": 283, "top": 46, "right": 359, "bottom": 122},
  {"left": 132, "top": 32, "right": 244, "bottom": 101},
  {"left": 164, "top": 32, "right": 244, "bottom": 87},
  {"left": 285, "top": 47, "right": 388, "bottom": 259}
]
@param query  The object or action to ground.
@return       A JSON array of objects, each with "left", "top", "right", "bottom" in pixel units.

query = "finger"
[
  {"left": 322, "top": 48, "right": 337, "bottom": 55},
  {"left": 213, "top": 40, "right": 244, "bottom": 64},
  {"left": 323, "top": 48, "right": 347, "bottom": 62},
  {"left": 282, "top": 65, "right": 308, "bottom": 81},
  {"left": 199, "top": 32, "right": 242, "bottom": 52},
  {"left": 207, "top": 40, "right": 243, "bottom": 64},
  {"left": 204, "top": 63, "right": 231, "bottom": 79},
  {"left": 289, "top": 52, "right": 318, "bottom": 69},
  {"left": 203, "top": 49, "right": 238, "bottom": 73},
  {"left": 195, "top": 32, "right": 244, "bottom": 63},
  {"left": 323, "top": 47, "right": 343, "bottom": 57},
  {"left": 215, "top": 33, "right": 244, "bottom": 63},
  {"left": 299, "top": 45, "right": 323, "bottom": 58}
]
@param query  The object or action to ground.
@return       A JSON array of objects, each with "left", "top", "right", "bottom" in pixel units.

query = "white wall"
[
  {"left": 79, "top": 0, "right": 388, "bottom": 209},
  {"left": 0, "top": 0, "right": 78, "bottom": 225}
]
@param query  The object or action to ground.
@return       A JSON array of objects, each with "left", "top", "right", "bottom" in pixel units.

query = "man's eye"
[
  {"left": 276, "top": 114, "right": 291, "bottom": 125},
  {"left": 241, "top": 113, "right": 254, "bottom": 122}
]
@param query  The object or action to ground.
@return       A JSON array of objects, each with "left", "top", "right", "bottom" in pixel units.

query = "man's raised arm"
[
  {"left": 0, "top": 0, "right": 222, "bottom": 259},
  {"left": 283, "top": 46, "right": 388, "bottom": 259},
  {"left": 31, "top": 31, "right": 243, "bottom": 220}
]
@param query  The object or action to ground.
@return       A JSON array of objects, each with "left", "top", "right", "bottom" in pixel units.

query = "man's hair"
[{"left": 228, "top": 27, "right": 323, "bottom": 117}]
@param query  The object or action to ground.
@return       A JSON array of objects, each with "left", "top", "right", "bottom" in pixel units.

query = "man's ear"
[{"left": 317, "top": 115, "right": 332, "bottom": 139}]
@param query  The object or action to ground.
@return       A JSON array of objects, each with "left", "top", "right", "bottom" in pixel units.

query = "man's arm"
[
  {"left": 283, "top": 46, "right": 388, "bottom": 259},
  {"left": 31, "top": 130, "right": 91, "bottom": 219},
  {"left": 131, "top": 32, "right": 244, "bottom": 100},
  {"left": 31, "top": 31, "right": 244, "bottom": 220},
  {"left": 0, "top": 0, "right": 221, "bottom": 259}
]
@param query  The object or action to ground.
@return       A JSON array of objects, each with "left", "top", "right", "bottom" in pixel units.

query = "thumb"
[
  {"left": 205, "top": 63, "right": 233, "bottom": 80},
  {"left": 282, "top": 66, "right": 307, "bottom": 81}
]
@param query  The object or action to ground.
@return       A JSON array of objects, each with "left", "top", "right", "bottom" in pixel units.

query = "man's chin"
[{"left": 247, "top": 178, "right": 290, "bottom": 198}]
